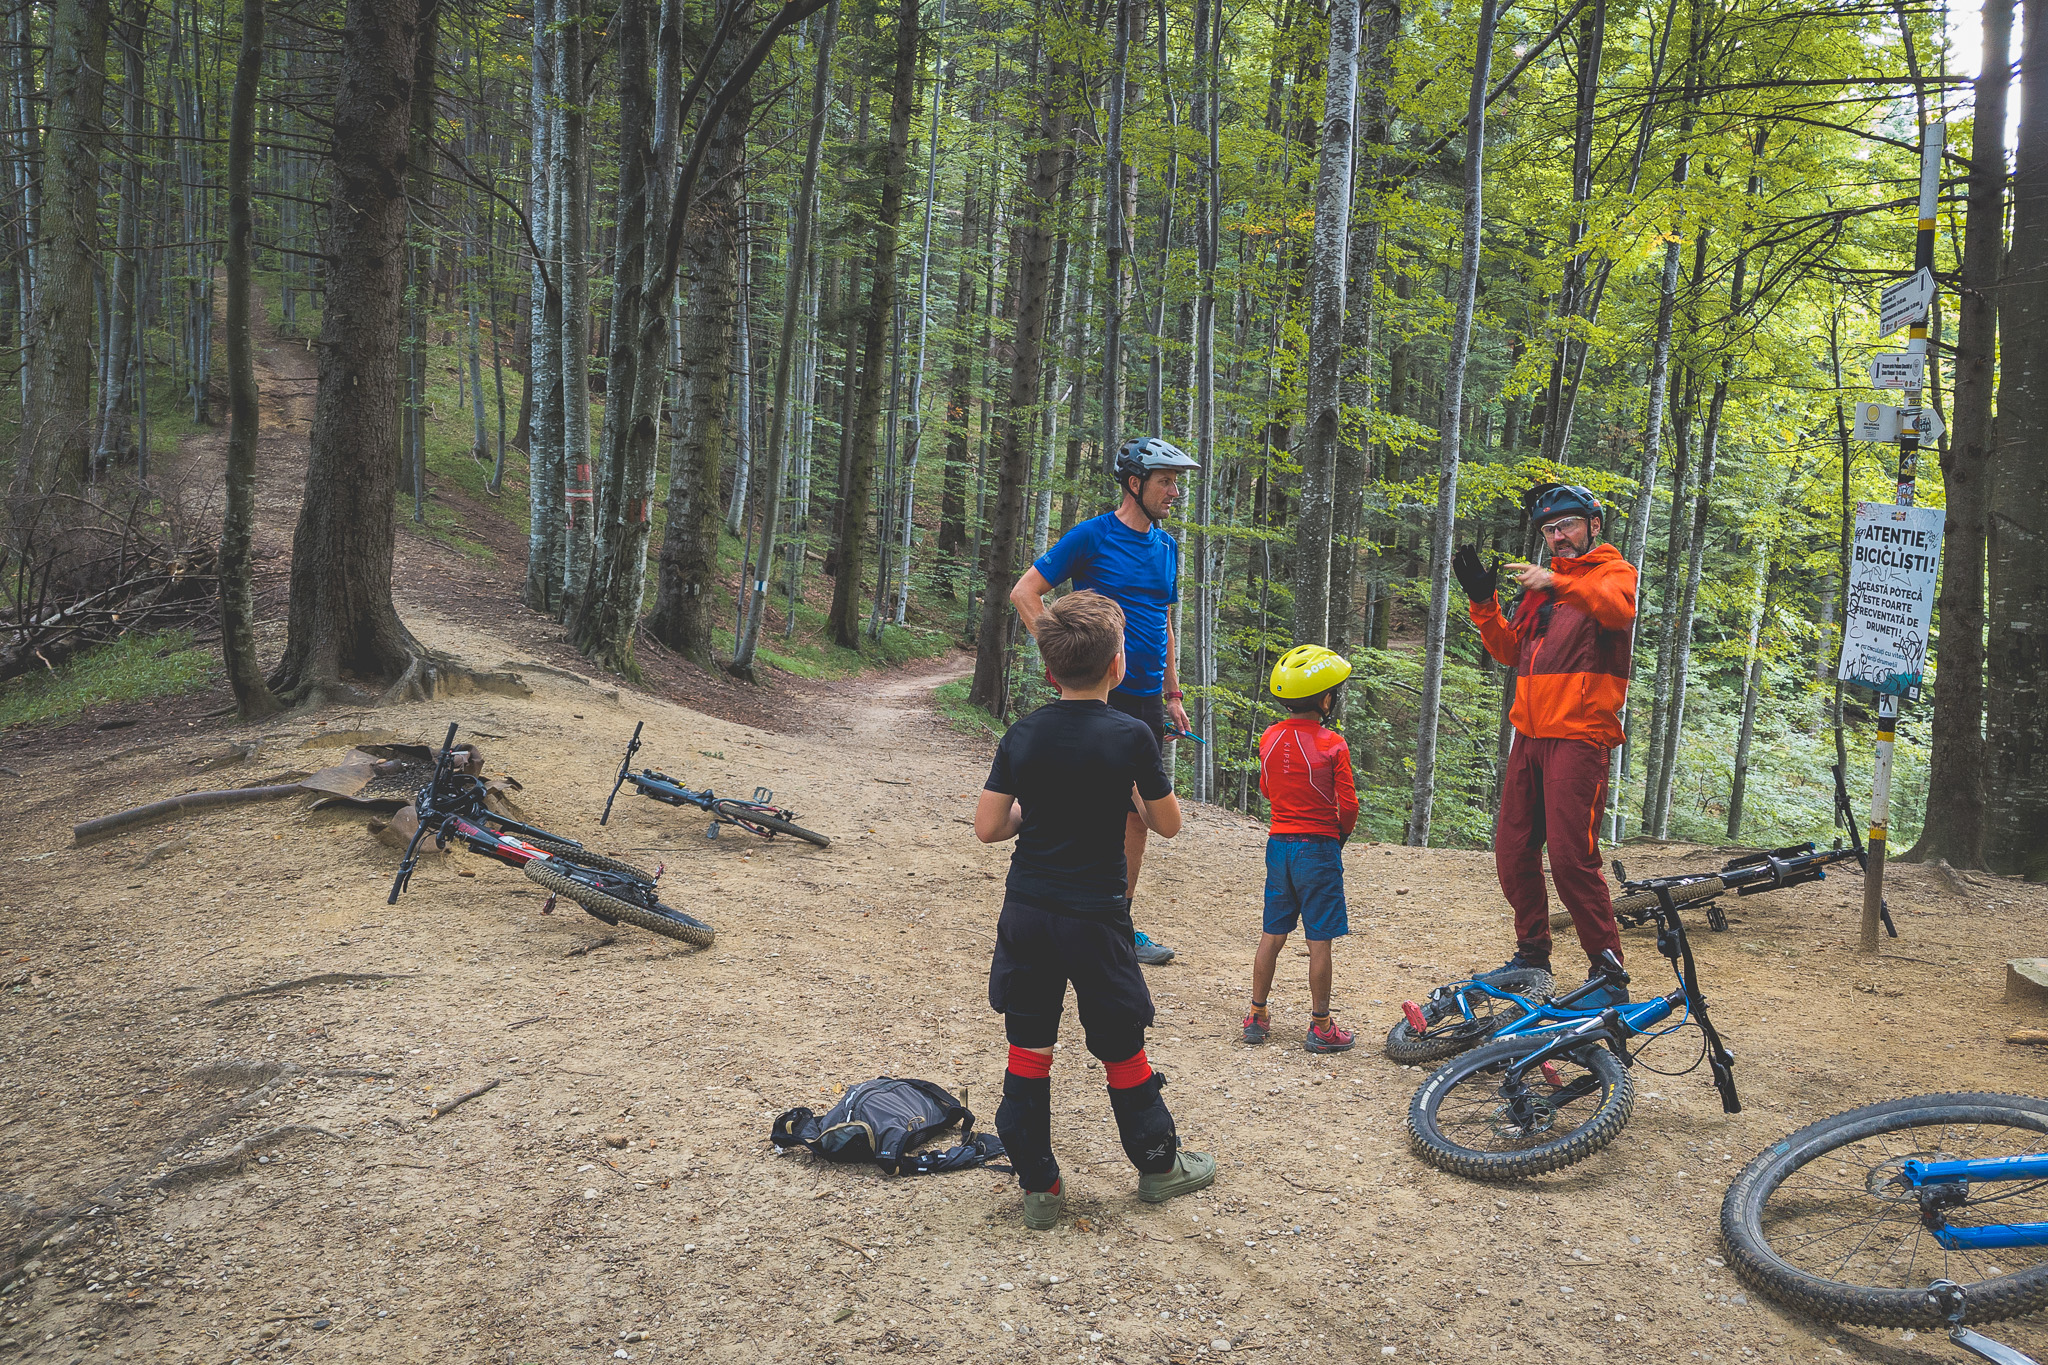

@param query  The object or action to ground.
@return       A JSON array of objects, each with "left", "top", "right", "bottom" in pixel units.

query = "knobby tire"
[
  {"left": 523, "top": 860, "right": 715, "bottom": 949},
  {"left": 1721, "top": 1093, "right": 2048, "bottom": 1326},
  {"left": 1383, "top": 969, "right": 1554, "bottom": 1065},
  {"left": 515, "top": 835, "right": 654, "bottom": 880},
  {"left": 1407, "top": 1034, "right": 1634, "bottom": 1180},
  {"left": 711, "top": 798, "right": 831, "bottom": 847}
]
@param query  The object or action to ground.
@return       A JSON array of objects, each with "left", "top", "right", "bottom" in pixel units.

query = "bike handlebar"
[
  {"left": 389, "top": 722, "right": 461, "bottom": 903},
  {"left": 601, "top": 721, "right": 646, "bottom": 826}
]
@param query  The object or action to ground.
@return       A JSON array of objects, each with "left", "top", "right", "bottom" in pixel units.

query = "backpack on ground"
[{"left": 771, "top": 1077, "right": 1009, "bottom": 1176}]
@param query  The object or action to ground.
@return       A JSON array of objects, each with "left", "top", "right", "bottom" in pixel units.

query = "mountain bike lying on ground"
[
  {"left": 1385, "top": 839, "right": 1872, "bottom": 1064},
  {"left": 388, "top": 723, "right": 715, "bottom": 947},
  {"left": 1721, "top": 1093, "right": 2048, "bottom": 1338},
  {"left": 1405, "top": 890, "right": 1739, "bottom": 1180},
  {"left": 600, "top": 721, "right": 831, "bottom": 847}
]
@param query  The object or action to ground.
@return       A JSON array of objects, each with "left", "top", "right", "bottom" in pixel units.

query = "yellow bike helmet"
[{"left": 1269, "top": 644, "right": 1352, "bottom": 700}]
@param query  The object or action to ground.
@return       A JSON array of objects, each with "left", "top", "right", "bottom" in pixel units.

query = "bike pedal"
[
  {"left": 541, "top": 894, "right": 557, "bottom": 915},
  {"left": 1401, "top": 1001, "right": 1429, "bottom": 1035},
  {"left": 706, "top": 823, "right": 720, "bottom": 840},
  {"left": 1538, "top": 1062, "right": 1565, "bottom": 1088},
  {"left": 654, "top": 862, "right": 666, "bottom": 881}
]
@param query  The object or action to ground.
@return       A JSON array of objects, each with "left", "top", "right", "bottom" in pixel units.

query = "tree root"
[
  {"left": 206, "top": 972, "right": 396, "bottom": 1007},
  {"left": 148, "top": 1125, "right": 346, "bottom": 1190}
]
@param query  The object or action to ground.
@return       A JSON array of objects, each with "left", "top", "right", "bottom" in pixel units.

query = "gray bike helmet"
[{"left": 1114, "top": 437, "right": 1201, "bottom": 510}]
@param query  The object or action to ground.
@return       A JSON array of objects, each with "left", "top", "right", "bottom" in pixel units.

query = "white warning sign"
[{"left": 1838, "top": 502, "right": 1945, "bottom": 697}]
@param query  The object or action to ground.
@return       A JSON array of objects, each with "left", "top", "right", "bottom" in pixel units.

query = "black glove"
[{"left": 1452, "top": 545, "right": 1497, "bottom": 603}]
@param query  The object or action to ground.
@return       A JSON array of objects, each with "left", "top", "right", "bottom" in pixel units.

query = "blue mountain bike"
[
  {"left": 1386, "top": 840, "right": 1868, "bottom": 1066},
  {"left": 1406, "top": 891, "right": 1740, "bottom": 1179},
  {"left": 1721, "top": 1094, "right": 2048, "bottom": 1330}
]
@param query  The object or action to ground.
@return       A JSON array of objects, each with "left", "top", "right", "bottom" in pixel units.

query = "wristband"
[{"left": 1165, "top": 690, "right": 1184, "bottom": 699}]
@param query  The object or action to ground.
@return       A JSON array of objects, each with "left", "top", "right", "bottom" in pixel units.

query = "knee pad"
[
  {"left": 1005, "top": 1012, "right": 1059, "bottom": 1050},
  {"left": 1106, "top": 1073, "right": 1179, "bottom": 1175},
  {"left": 995, "top": 1072, "right": 1059, "bottom": 1193}
]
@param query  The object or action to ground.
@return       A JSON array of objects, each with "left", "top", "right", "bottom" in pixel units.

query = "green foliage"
[{"left": 0, "top": 630, "right": 217, "bottom": 730}]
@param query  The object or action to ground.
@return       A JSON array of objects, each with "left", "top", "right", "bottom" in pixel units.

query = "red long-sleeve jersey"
[{"left": 1258, "top": 717, "right": 1359, "bottom": 839}]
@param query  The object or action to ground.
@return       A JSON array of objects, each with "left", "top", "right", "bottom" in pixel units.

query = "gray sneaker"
[
  {"left": 1021, "top": 1187, "right": 1065, "bottom": 1231},
  {"left": 1134, "top": 930, "right": 1175, "bottom": 966},
  {"left": 1137, "top": 1150, "right": 1216, "bottom": 1203}
]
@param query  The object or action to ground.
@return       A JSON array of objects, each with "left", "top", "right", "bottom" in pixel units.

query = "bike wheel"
[
  {"left": 1721, "top": 1093, "right": 2048, "bottom": 1327},
  {"left": 1610, "top": 876, "right": 1726, "bottom": 923},
  {"left": 1384, "top": 969, "right": 1554, "bottom": 1065},
  {"left": 1407, "top": 1034, "right": 1634, "bottom": 1180},
  {"left": 710, "top": 798, "right": 831, "bottom": 847},
  {"left": 523, "top": 860, "right": 715, "bottom": 949},
  {"left": 514, "top": 835, "right": 654, "bottom": 881}
]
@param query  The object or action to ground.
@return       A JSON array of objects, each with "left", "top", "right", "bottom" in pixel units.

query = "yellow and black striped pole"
[{"left": 1860, "top": 122, "right": 1944, "bottom": 953}]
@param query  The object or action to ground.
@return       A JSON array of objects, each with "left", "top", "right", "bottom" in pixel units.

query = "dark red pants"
[{"left": 1495, "top": 735, "right": 1623, "bottom": 969}]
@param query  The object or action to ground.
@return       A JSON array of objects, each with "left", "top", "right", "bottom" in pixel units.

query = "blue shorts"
[{"left": 1262, "top": 835, "right": 1349, "bottom": 941}]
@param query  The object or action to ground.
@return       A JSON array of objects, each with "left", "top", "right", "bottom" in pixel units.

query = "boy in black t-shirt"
[{"left": 975, "top": 590, "right": 1218, "bottom": 1230}]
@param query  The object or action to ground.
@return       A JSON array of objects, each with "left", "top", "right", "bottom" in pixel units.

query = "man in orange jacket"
[{"left": 1453, "top": 485, "right": 1638, "bottom": 1004}]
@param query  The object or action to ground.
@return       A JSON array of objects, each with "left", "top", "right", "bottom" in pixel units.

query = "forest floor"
[{"left": 4, "top": 300, "right": 2048, "bottom": 1365}]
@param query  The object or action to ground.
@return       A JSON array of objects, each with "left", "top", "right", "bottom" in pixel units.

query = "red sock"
[
  {"left": 1007, "top": 1045, "right": 1053, "bottom": 1079},
  {"left": 1104, "top": 1050, "right": 1152, "bottom": 1089}
]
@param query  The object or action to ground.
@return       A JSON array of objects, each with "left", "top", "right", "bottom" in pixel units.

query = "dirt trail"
[{"left": 5, "top": 298, "right": 2048, "bottom": 1364}]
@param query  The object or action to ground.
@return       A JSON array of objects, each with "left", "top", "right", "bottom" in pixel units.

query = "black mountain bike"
[
  {"left": 601, "top": 722, "right": 830, "bottom": 846},
  {"left": 389, "top": 723, "right": 715, "bottom": 947}
]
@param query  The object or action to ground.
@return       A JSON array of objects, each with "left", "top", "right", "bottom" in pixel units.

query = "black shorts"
[
  {"left": 1109, "top": 688, "right": 1168, "bottom": 813},
  {"left": 988, "top": 896, "right": 1155, "bottom": 1054}
]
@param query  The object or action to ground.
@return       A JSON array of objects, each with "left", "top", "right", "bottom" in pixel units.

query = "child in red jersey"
[{"left": 1245, "top": 645, "right": 1359, "bottom": 1052}]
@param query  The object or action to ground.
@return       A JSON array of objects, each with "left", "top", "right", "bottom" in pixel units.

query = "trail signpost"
[
  {"left": 1851, "top": 401, "right": 1944, "bottom": 443},
  {"left": 1877, "top": 266, "right": 1936, "bottom": 337},
  {"left": 1839, "top": 502, "right": 1945, "bottom": 699},
  {"left": 1846, "top": 122, "right": 1944, "bottom": 954},
  {"left": 1868, "top": 352, "right": 1926, "bottom": 390}
]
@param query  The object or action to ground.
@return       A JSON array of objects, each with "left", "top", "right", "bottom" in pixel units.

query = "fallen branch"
[
  {"left": 506, "top": 1015, "right": 550, "bottom": 1030},
  {"left": 566, "top": 935, "right": 617, "bottom": 958},
  {"left": 207, "top": 972, "right": 395, "bottom": 1007},
  {"left": 429, "top": 1078, "right": 504, "bottom": 1119},
  {"left": 149, "top": 1125, "right": 346, "bottom": 1190},
  {"left": 2008, "top": 1030, "right": 2048, "bottom": 1047},
  {"left": 1279, "top": 1173, "right": 1339, "bottom": 1195}
]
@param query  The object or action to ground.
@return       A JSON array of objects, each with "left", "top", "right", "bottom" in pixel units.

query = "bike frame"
[
  {"left": 1900, "top": 1155, "right": 2048, "bottom": 1251},
  {"left": 1480, "top": 895, "right": 1741, "bottom": 1121}
]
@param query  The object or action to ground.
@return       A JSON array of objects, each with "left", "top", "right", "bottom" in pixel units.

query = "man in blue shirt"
[{"left": 1009, "top": 436, "right": 1202, "bottom": 966}]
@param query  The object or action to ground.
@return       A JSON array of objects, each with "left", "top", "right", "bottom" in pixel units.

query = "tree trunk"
[
  {"left": 522, "top": 0, "right": 563, "bottom": 612},
  {"left": 569, "top": 0, "right": 675, "bottom": 676},
  {"left": 827, "top": 0, "right": 919, "bottom": 648},
  {"left": 1292, "top": 0, "right": 1358, "bottom": 648},
  {"left": 95, "top": 12, "right": 144, "bottom": 473},
  {"left": 732, "top": 0, "right": 839, "bottom": 676},
  {"left": 220, "top": 0, "right": 280, "bottom": 719},
  {"left": 1405, "top": 0, "right": 1498, "bottom": 846},
  {"left": 269, "top": 0, "right": 424, "bottom": 704},
  {"left": 969, "top": 34, "right": 1067, "bottom": 715},
  {"left": 1726, "top": 547, "right": 1774, "bottom": 839},
  {"left": 1907, "top": 0, "right": 2007, "bottom": 868},
  {"left": 1331, "top": 0, "right": 1397, "bottom": 661},
  {"left": 937, "top": 167, "right": 980, "bottom": 589},
  {"left": 1100, "top": 0, "right": 1128, "bottom": 459},
  {"left": 9, "top": 0, "right": 109, "bottom": 527},
  {"left": 557, "top": 0, "right": 594, "bottom": 617},
  {"left": 1986, "top": 0, "right": 2048, "bottom": 879},
  {"left": 645, "top": 20, "right": 749, "bottom": 661}
]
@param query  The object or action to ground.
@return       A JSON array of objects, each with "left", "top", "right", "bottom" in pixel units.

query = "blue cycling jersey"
[{"left": 1033, "top": 512, "right": 1180, "bottom": 697}]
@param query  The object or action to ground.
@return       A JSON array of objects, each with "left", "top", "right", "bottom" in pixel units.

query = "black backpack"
[{"left": 771, "top": 1077, "right": 1009, "bottom": 1176}]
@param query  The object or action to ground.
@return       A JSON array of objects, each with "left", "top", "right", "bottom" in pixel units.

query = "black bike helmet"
[
  {"left": 1524, "top": 482, "right": 1604, "bottom": 527},
  {"left": 1114, "top": 437, "right": 1201, "bottom": 518}
]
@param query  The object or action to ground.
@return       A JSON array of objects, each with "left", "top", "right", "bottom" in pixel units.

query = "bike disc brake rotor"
[
  {"left": 1866, "top": 1150, "right": 1960, "bottom": 1203},
  {"left": 1486, "top": 1089, "right": 1559, "bottom": 1143}
]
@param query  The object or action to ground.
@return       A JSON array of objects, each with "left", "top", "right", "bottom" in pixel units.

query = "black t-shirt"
[{"left": 984, "top": 699, "right": 1172, "bottom": 913}]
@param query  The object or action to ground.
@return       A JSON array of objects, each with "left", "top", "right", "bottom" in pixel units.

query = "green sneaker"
[
  {"left": 1021, "top": 1186, "right": 1065, "bottom": 1230},
  {"left": 1137, "top": 1150, "right": 1216, "bottom": 1204}
]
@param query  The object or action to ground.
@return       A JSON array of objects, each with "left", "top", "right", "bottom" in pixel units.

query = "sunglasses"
[{"left": 1540, "top": 517, "right": 1588, "bottom": 539}]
